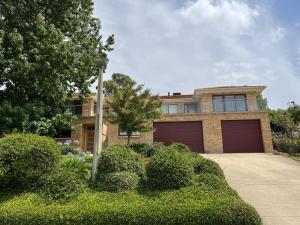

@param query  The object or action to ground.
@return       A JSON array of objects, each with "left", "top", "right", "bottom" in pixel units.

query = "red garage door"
[
  {"left": 153, "top": 121, "right": 204, "bottom": 152},
  {"left": 221, "top": 120, "right": 264, "bottom": 153}
]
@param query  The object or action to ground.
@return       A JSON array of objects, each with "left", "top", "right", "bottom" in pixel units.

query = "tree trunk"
[{"left": 127, "top": 134, "right": 131, "bottom": 145}]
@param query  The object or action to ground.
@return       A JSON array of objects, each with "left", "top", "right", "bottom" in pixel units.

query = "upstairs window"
[
  {"left": 184, "top": 103, "right": 199, "bottom": 113},
  {"left": 213, "top": 95, "right": 247, "bottom": 112},
  {"left": 119, "top": 129, "right": 141, "bottom": 136},
  {"left": 72, "top": 100, "right": 83, "bottom": 116},
  {"left": 161, "top": 104, "right": 178, "bottom": 114}
]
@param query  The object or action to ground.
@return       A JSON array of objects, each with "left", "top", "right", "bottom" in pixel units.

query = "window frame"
[
  {"left": 161, "top": 104, "right": 178, "bottom": 114},
  {"left": 118, "top": 128, "right": 141, "bottom": 137},
  {"left": 213, "top": 94, "right": 247, "bottom": 112},
  {"left": 184, "top": 102, "right": 199, "bottom": 113}
]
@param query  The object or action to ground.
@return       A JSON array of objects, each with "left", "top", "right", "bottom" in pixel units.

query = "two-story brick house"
[{"left": 70, "top": 85, "right": 273, "bottom": 153}]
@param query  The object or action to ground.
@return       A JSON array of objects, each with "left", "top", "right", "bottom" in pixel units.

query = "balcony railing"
[
  {"left": 68, "top": 105, "right": 109, "bottom": 117},
  {"left": 160, "top": 98, "right": 267, "bottom": 115}
]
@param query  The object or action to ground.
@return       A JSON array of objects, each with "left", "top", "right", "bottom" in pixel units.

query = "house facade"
[{"left": 71, "top": 86, "right": 273, "bottom": 153}]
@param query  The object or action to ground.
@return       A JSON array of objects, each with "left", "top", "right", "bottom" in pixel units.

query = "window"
[
  {"left": 213, "top": 96, "right": 224, "bottom": 112},
  {"left": 213, "top": 95, "right": 247, "bottom": 112},
  {"left": 72, "top": 100, "right": 82, "bottom": 116},
  {"left": 119, "top": 129, "right": 141, "bottom": 136},
  {"left": 93, "top": 103, "right": 109, "bottom": 115},
  {"left": 184, "top": 103, "right": 199, "bottom": 113},
  {"left": 161, "top": 104, "right": 178, "bottom": 114}
]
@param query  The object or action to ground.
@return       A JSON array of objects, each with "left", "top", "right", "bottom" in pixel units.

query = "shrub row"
[
  {"left": 273, "top": 136, "right": 300, "bottom": 155},
  {"left": 0, "top": 188, "right": 262, "bottom": 225}
]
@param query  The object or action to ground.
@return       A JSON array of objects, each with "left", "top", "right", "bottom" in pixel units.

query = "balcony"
[
  {"left": 68, "top": 105, "right": 109, "bottom": 117},
  {"left": 160, "top": 99, "right": 267, "bottom": 115}
]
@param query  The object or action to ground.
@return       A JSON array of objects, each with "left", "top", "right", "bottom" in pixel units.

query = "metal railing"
[{"left": 160, "top": 98, "right": 267, "bottom": 115}]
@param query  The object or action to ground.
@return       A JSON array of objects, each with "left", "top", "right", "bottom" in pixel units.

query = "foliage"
[
  {"left": 0, "top": 101, "right": 26, "bottom": 136},
  {"left": 129, "top": 142, "right": 164, "bottom": 157},
  {"left": 0, "top": 133, "right": 60, "bottom": 188},
  {"left": 146, "top": 149, "right": 194, "bottom": 190},
  {"left": 0, "top": 187, "right": 262, "bottom": 225},
  {"left": 288, "top": 103, "right": 300, "bottom": 124},
  {"left": 193, "top": 155, "right": 224, "bottom": 177},
  {"left": 104, "top": 74, "right": 162, "bottom": 144},
  {"left": 195, "top": 173, "right": 233, "bottom": 193},
  {"left": 40, "top": 167, "right": 85, "bottom": 201},
  {"left": 0, "top": 0, "right": 114, "bottom": 134},
  {"left": 169, "top": 143, "right": 190, "bottom": 154},
  {"left": 273, "top": 135, "right": 300, "bottom": 155},
  {"left": 96, "top": 145, "right": 144, "bottom": 180},
  {"left": 100, "top": 171, "right": 139, "bottom": 192},
  {"left": 269, "top": 109, "right": 299, "bottom": 136},
  {"left": 60, "top": 157, "right": 90, "bottom": 181},
  {"left": 60, "top": 145, "right": 80, "bottom": 155}
]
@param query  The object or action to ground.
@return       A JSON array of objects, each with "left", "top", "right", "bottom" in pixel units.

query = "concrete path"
[{"left": 203, "top": 153, "right": 300, "bottom": 225}]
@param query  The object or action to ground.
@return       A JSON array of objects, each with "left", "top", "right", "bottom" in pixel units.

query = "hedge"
[{"left": 0, "top": 186, "right": 262, "bottom": 225}]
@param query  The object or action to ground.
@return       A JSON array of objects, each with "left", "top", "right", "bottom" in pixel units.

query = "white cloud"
[{"left": 94, "top": 0, "right": 300, "bottom": 108}]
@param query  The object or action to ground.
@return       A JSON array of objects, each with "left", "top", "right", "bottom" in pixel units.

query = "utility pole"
[{"left": 92, "top": 59, "right": 104, "bottom": 182}]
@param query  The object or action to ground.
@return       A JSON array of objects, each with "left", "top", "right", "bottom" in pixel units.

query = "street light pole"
[{"left": 92, "top": 60, "right": 104, "bottom": 182}]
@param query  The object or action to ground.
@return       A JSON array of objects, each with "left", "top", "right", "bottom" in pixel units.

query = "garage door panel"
[
  {"left": 153, "top": 121, "right": 204, "bottom": 153},
  {"left": 221, "top": 120, "right": 264, "bottom": 153}
]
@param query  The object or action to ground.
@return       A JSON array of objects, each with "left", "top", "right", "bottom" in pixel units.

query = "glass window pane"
[
  {"left": 225, "top": 96, "right": 235, "bottom": 112},
  {"left": 213, "top": 96, "right": 224, "bottom": 112},
  {"left": 168, "top": 104, "right": 178, "bottom": 114},
  {"left": 161, "top": 104, "right": 168, "bottom": 114},
  {"left": 184, "top": 103, "right": 198, "bottom": 113},
  {"left": 235, "top": 95, "right": 247, "bottom": 112}
]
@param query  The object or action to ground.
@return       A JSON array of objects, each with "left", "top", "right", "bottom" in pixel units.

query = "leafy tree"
[
  {"left": 269, "top": 109, "right": 299, "bottom": 137},
  {"left": 104, "top": 74, "right": 162, "bottom": 144},
  {"left": 0, "top": 0, "right": 114, "bottom": 134},
  {"left": 288, "top": 102, "right": 300, "bottom": 124}
]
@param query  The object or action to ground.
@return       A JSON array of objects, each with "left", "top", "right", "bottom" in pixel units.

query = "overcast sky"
[{"left": 93, "top": 0, "right": 300, "bottom": 109}]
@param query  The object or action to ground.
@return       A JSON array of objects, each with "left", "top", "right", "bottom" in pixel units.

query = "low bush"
[
  {"left": 273, "top": 136, "right": 300, "bottom": 155},
  {"left": 193, "top": 155, "right": 224, "bottom": 177},
  {"left": 96, "top": 145, "right": 144, "bottom": 179},
  {"left": 169, "top": 143, "right": 190, "bottom": 154},
  {"left": 100, "top": 171, "right": 139, "bottom": 192},
  {"left": 40, "top": 168, "right": 85, "bottom": 201},
  {"left": 60, "top": 145, "right": 80, "bottom": 155},
  {"left": 146, "top": 150, "right": 194, "bottom": 190},
  {"left": 129, "top": 143, "right": 164, "bottom": 157},
  {"left": 195, "top": 173, "right": 234, "bottom": 193},
  {"left": 60, "top": 157, "right": 90, "bottom": 181},
  {"left": 0, "top": 187, "right": 262, "bottom": 225},
  {"left": 0, "top": 133, "right": 61, "bottom": 188}
]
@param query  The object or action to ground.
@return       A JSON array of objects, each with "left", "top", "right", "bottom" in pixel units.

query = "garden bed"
[
  {"left": 0, "top": 185, "right": 260, "bottom": 225},
  {"left": 0, "top": 135, "right": 261, "bottom": 225}
]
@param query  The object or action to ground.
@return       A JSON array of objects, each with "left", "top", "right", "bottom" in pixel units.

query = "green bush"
[
  {"left": 193, "top": 155, "right": 224, "bottom": 177},
  {"left": 169, "top": 143, "right": 190, "bottom": 154},
  {"left": 129, "top": 143, "right": 164, "bottom": 157},
  {"left": 100, "top": 171, "right": 139, "bottom": 192},
  {"left": 96, "top": 145, "right": 144, "bottom": 179},
  {"left": 40, "top": 167, "right": 85, "bottom": 201},
  {"left": 60, "top": 145, "right": 80, "bottom": 155},
  {"left": 0, "top": 187, "right": 262, "bottom": 225},
  {"left": 195, "top": 173, "right": 233, "bottom": 193},
  {"left": 273, "top": 136, "right": 300, "bottom": 155},
  {"left": 61, "top": 157, "right": 90, "bottom": 181},
  {"left": 146, "top": 150, "right": 194, "bottom": 190},
  {"left": 0, "top": 133, "right": 61, "bottom": 188}
]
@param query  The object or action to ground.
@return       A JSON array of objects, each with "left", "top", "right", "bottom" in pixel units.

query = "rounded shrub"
[
  {"left": 129, "top": 143, "right": 164, "bottom": 157},
  {"left": 0, "top": 133, "right": 61, "bottom": 188},
  {"left": 61, "top": 157, "right": 90, "bottom": 181},
  {"left": 146, "top": 150, "right": 194, "bottom": 190},
  {"left": 101, "top": 171, "right": 139, "bottom": 192},
  {"left": 40, "top": 168, "right": 85, "bottom": 201},
  {"left": 96, "top": 145, "right": 144, "bottom": 179},
  {"left": 195, "top": 173, "right": 233, "bottom": 193},
  {"left": 193, "top": 155, "right": 224, "bottom": 177},
  {"left": 169, "top": 143, "right": 190, "bottom": 154}
]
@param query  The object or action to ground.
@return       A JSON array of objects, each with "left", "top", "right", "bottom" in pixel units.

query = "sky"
[{"left": 93, "top": 0, "right": 300, "bottom": 109}]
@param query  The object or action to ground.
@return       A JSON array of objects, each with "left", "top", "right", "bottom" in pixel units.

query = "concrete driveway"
[{"left": 204, "top": 153, "right": 300, "bottom": 225}]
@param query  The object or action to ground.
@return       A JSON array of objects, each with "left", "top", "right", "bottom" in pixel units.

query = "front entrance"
[{"left": 85, "top": 125, "right": 95, "bottom": 152}]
